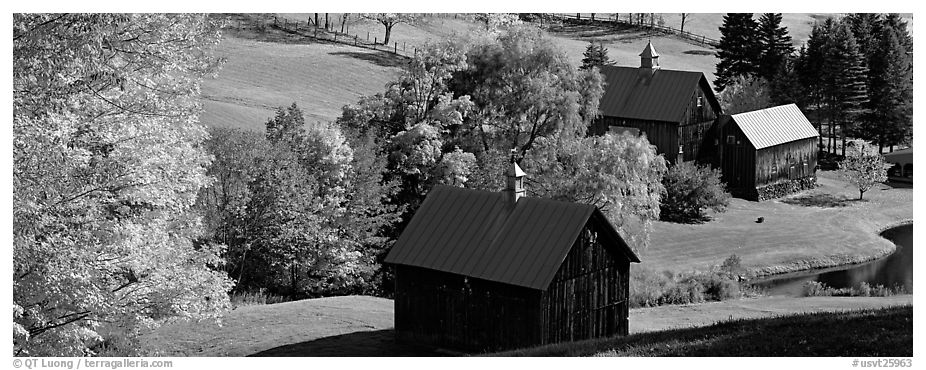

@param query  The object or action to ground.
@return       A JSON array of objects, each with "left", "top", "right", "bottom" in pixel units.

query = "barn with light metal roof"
[
  {"left": 384, "top": 158, "right": 639, "bottom": 352},
  {"left": 715, "top": 104, "right": 820, "bottom": 200}
]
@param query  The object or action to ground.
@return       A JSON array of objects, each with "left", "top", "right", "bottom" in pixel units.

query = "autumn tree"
[
  {"left": 717, "top": 75, "right": 773, "bottom": 114},
  {"left": 13, "top": 14, "right": 233, "bottom": 356},
  {"left": 522, "top": 133, "right": 667, "bottom": 253},
  {"left": 660, "top": 162, "right": 731, "bottom": 223},
  {"left": 838, "top": 140, "right": 891, "bottom": 200},
  {"left": 363, "top": 13, "right": 416, "bottom": 45}
]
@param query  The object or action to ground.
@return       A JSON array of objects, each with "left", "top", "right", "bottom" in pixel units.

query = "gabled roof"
[
  {"left": 731, "top": 104, "right": 819, "bottom": 150},
  {"left": 597, "top": 66, "right": 719, "bottom": 123},
  {"left": 384, "top": 186, "right": 639, "bottom": 290}
]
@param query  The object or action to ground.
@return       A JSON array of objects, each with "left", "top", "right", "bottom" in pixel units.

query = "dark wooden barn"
[
  {"left": 384, "top": 161, "right": 640, "bottom": 352},
  {"left": 714, "top": 104, "right": 820, "bottom": 200},
  {"left": 591, "top": 41, "right": 722, "bottom": 163}
]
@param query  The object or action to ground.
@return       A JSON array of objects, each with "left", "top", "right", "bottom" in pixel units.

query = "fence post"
[
  {"left": 403, "top": 41, "right": 406, "bottom": 52},
  {"left": 375, "top": 37, "right": 377, "bottom": 45},
  {"left": 367, "top": 31, "right": 370, "bottom": 41},
  {"left": 314, "top": 27, "right": 317, "bottom": 39},
  {"left": 394, "top": 41, "right": 397, "bottom": 54}
]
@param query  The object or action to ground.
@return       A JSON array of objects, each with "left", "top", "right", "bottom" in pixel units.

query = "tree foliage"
[
  {"left": 580, "top": 42, "right": 614, "bottom": 70},
  {"left": 13, "top": 14, "right": 233, "bottom": 356},
  {"left": 659, "top": 162, "right": 731, "bottom": 223},
  {"left": 715, "top": 13, "right": 760, "bottom": 90},
  {"left": 717, "top": 75, "right": 773, "bottom": 114},
  {"left": 522, "top": 134, "right": 667, "bottom": 253},
  {"left": 756, "top": 13, "right": 794, "bottom": 80},
  {"left": 198, "top": 104, "right": 402, "bottom": 299},
  {"left": 338, "top": 26, "right": 664, "bottom": 253},
  {"left": 838, "top": 140, "right": 891, "bottom": 200}
]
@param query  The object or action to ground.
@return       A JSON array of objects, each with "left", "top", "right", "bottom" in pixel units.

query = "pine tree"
[
  {"left": 756, "top": 13, "right": 794, "bottom": 80},
  {"left": 821, "top": 21, "right": 869, "bottom": 156},
  {"left": 845, "top": 13, "right": 882, "bottom": 60},
  {"left": 862, "top": 27, "right": 913, "bottom": 152},
  {"left": 714, "top": 13, "right": 761, "bottom": 90},
  {"left": 797, "top": 20, "right": 835, "bottom": 151},
  {"left": 580, "top": 42, "right": 613, "bottom": 70}
]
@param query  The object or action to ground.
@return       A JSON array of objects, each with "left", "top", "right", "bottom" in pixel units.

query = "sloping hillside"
[{"left": 199, "top": 35, "right": 403, "bottom": 130}]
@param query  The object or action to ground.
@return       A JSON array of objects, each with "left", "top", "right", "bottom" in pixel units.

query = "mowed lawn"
[
  {"left": 199, "top": 35, "right": 403, "bottom": 130},
  {"left": 141, "top": 294, "right": 912, "bottom": 356},
  {"left": 642, "top": 170, "right": 913, "bottom": 276}
]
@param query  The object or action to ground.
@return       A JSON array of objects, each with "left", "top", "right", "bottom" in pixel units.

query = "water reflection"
[{"left": 751, "top": 224, "right": 913, "bottom": 296}]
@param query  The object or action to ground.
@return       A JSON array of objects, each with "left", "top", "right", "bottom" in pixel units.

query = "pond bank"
[{"left": 643, "top": 171, "right": 913, "bottom": 280}]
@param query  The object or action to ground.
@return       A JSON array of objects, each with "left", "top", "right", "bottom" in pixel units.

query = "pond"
[{"left": 750, "top": 224, "right": 913, "bottom": 297}]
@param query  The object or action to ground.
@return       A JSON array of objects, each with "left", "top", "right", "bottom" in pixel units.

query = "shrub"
[
  {"left": 660, "top": 161, "right": 731, "bottom": 223},
  {"left": 630, "top": 266, "right": 741, "bottom": 307},
  {"left": 801, "top": 281, "right": 906, "bottom": 297},
  {"left": 719, "top": 254, "right": 747, "bottom": 278}
]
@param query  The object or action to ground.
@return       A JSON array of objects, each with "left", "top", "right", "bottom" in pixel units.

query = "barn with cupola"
[
  {"left": 384, "top": 156, "right": 640, "bottom": 352},
  {"left": 591, "top": 41, "right": 722, "bottom": 164}
]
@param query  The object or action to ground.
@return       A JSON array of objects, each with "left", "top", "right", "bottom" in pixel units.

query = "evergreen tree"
[
  {"left": 821, "top": 21, "right": 869, "bottom": 156},
  {"left": 715, "top": 13, "right": 761, "bottom": 90},
  {"left": 580, "top": 42, "right": 614, "bottom": 70},
  {"left": 861, "top": 27, "right": 913, "bottom": 152},
  {"left": 797, "top": 20, "right": 835, "bottom": 150},
  {"left": 845, "top": 13, "right": 882, "bottom": 61},
  {"left": 768, "top": 54, "right": 804, "bottom": 107},
  {"left": 756, "top": 13, "right": 794, "bottom": 80}
]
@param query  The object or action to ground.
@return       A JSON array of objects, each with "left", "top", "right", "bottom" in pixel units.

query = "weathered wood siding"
[
  {"left": 679, "top": 87, "right": 720, "bottom": 162},
  {"left": 717, "top": 118, "right": 757, "bottom": 197},
  {"left": 593, "top": 83, "right": 719, "bottom": 164},
  {"left": 393, "top": 265, "right": 542, "bottom": 352},
  {"left": 755, "top": 138, "right": 818, "bottom": 187},
  {"left": 540, "top": 216, "right": 631, "bottom": 344}
]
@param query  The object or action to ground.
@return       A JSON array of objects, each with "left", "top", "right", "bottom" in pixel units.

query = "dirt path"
[
  {"left": 142, "top": 294, "right": 912, "bottom": 356},
  {"left": 630, "top": 294, "right": 913, "bottom": 334}
]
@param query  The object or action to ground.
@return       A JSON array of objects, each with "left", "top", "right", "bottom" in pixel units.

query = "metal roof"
[
  {"left": 384, "top": 186, "right": 639, "bottom": 290},
  {"left": 731, "top": 104, "right": 819, "bottom": 149},
  {"left": 597, "top": 66, "right": 717, "bottom": 123}
]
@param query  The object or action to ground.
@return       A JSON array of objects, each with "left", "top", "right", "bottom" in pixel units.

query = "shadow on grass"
[
  {"left": 781, "top": 193, "right": 866, "bottom": 208},
  {"left": 329, "top": 51, "right": 409, "bottom": 68},
  {"left": 683, "top": 50, "right": 715, "bottom": 56},
  {"left": 548, "top": 23, "right": 642, "bottom": 39},
  {"left": 660, "top": 214, "right": 713, "bottom": 224},
  {"left": 249, "top": 329, "right": 445, "bottom": 357},
  {"left": 497, "top": 306, "right": 912, "bottom": 357}
]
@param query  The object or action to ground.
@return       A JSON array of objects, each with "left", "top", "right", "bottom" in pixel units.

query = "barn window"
[
  {"left": 697, "top": 96, "right": 703, "bottom": 107},
  {"left": 679, "top": 145, "right": 684, "bottom": 155},
  {"left": 726, "top": 135, "right": 735, "bottom": 144}
]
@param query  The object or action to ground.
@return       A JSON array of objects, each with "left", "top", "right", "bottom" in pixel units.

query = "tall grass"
[
  {"left": 230, "top": 288, "right": 289, "bottom": 307},
  {"left": 801, "top": 281, "right": 907, "bottom": 297},
  {"left": 630, "top": 254, "right": 751, "bottom": 307}
]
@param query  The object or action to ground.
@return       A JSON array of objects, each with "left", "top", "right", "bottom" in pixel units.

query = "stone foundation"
[{"left": 755, "top": 176, "right": 818, "bottom": 201}]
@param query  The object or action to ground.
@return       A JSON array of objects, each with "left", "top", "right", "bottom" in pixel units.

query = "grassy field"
[
  {"left": 141, "top": 294, "right": 912, "bottom": 356},
  {"left": 499, "top": 304, "right": 913, "bottom": 356},
  {"left": 199, "top": 34, "right": 403, "bottom": 130},
  {"left": 641, "top": 170, "right": 912, "bottom": 277}
]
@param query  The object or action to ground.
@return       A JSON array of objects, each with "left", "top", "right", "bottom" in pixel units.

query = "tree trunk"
[
  {"left": 290, "top": 263, "right": 298, "bottom": 299},
  {"left": 681, "top": 13, "right": 688, "bottom": 33},
  {"left": 314, "top": 13, "right": 319, "bottom": 29},
  {"left": 859, "top": 189, "right": 864, "bottom": 200},
  {"left": 841, "top": 122, "right": 847, "bottom": 157},
  {"left": 340, "top": 14, "right": 348, "bottom": 33},
  {"left": 383, "top": 23, "right": 393, "bottom": 45},
  {"left": 325, "top": 13, "right": 329, "bottom": 30}
]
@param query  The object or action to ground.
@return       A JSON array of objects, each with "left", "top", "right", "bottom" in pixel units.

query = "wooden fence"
[{"left": 549, "top": 13, "right": 720, "bottom": 48}]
